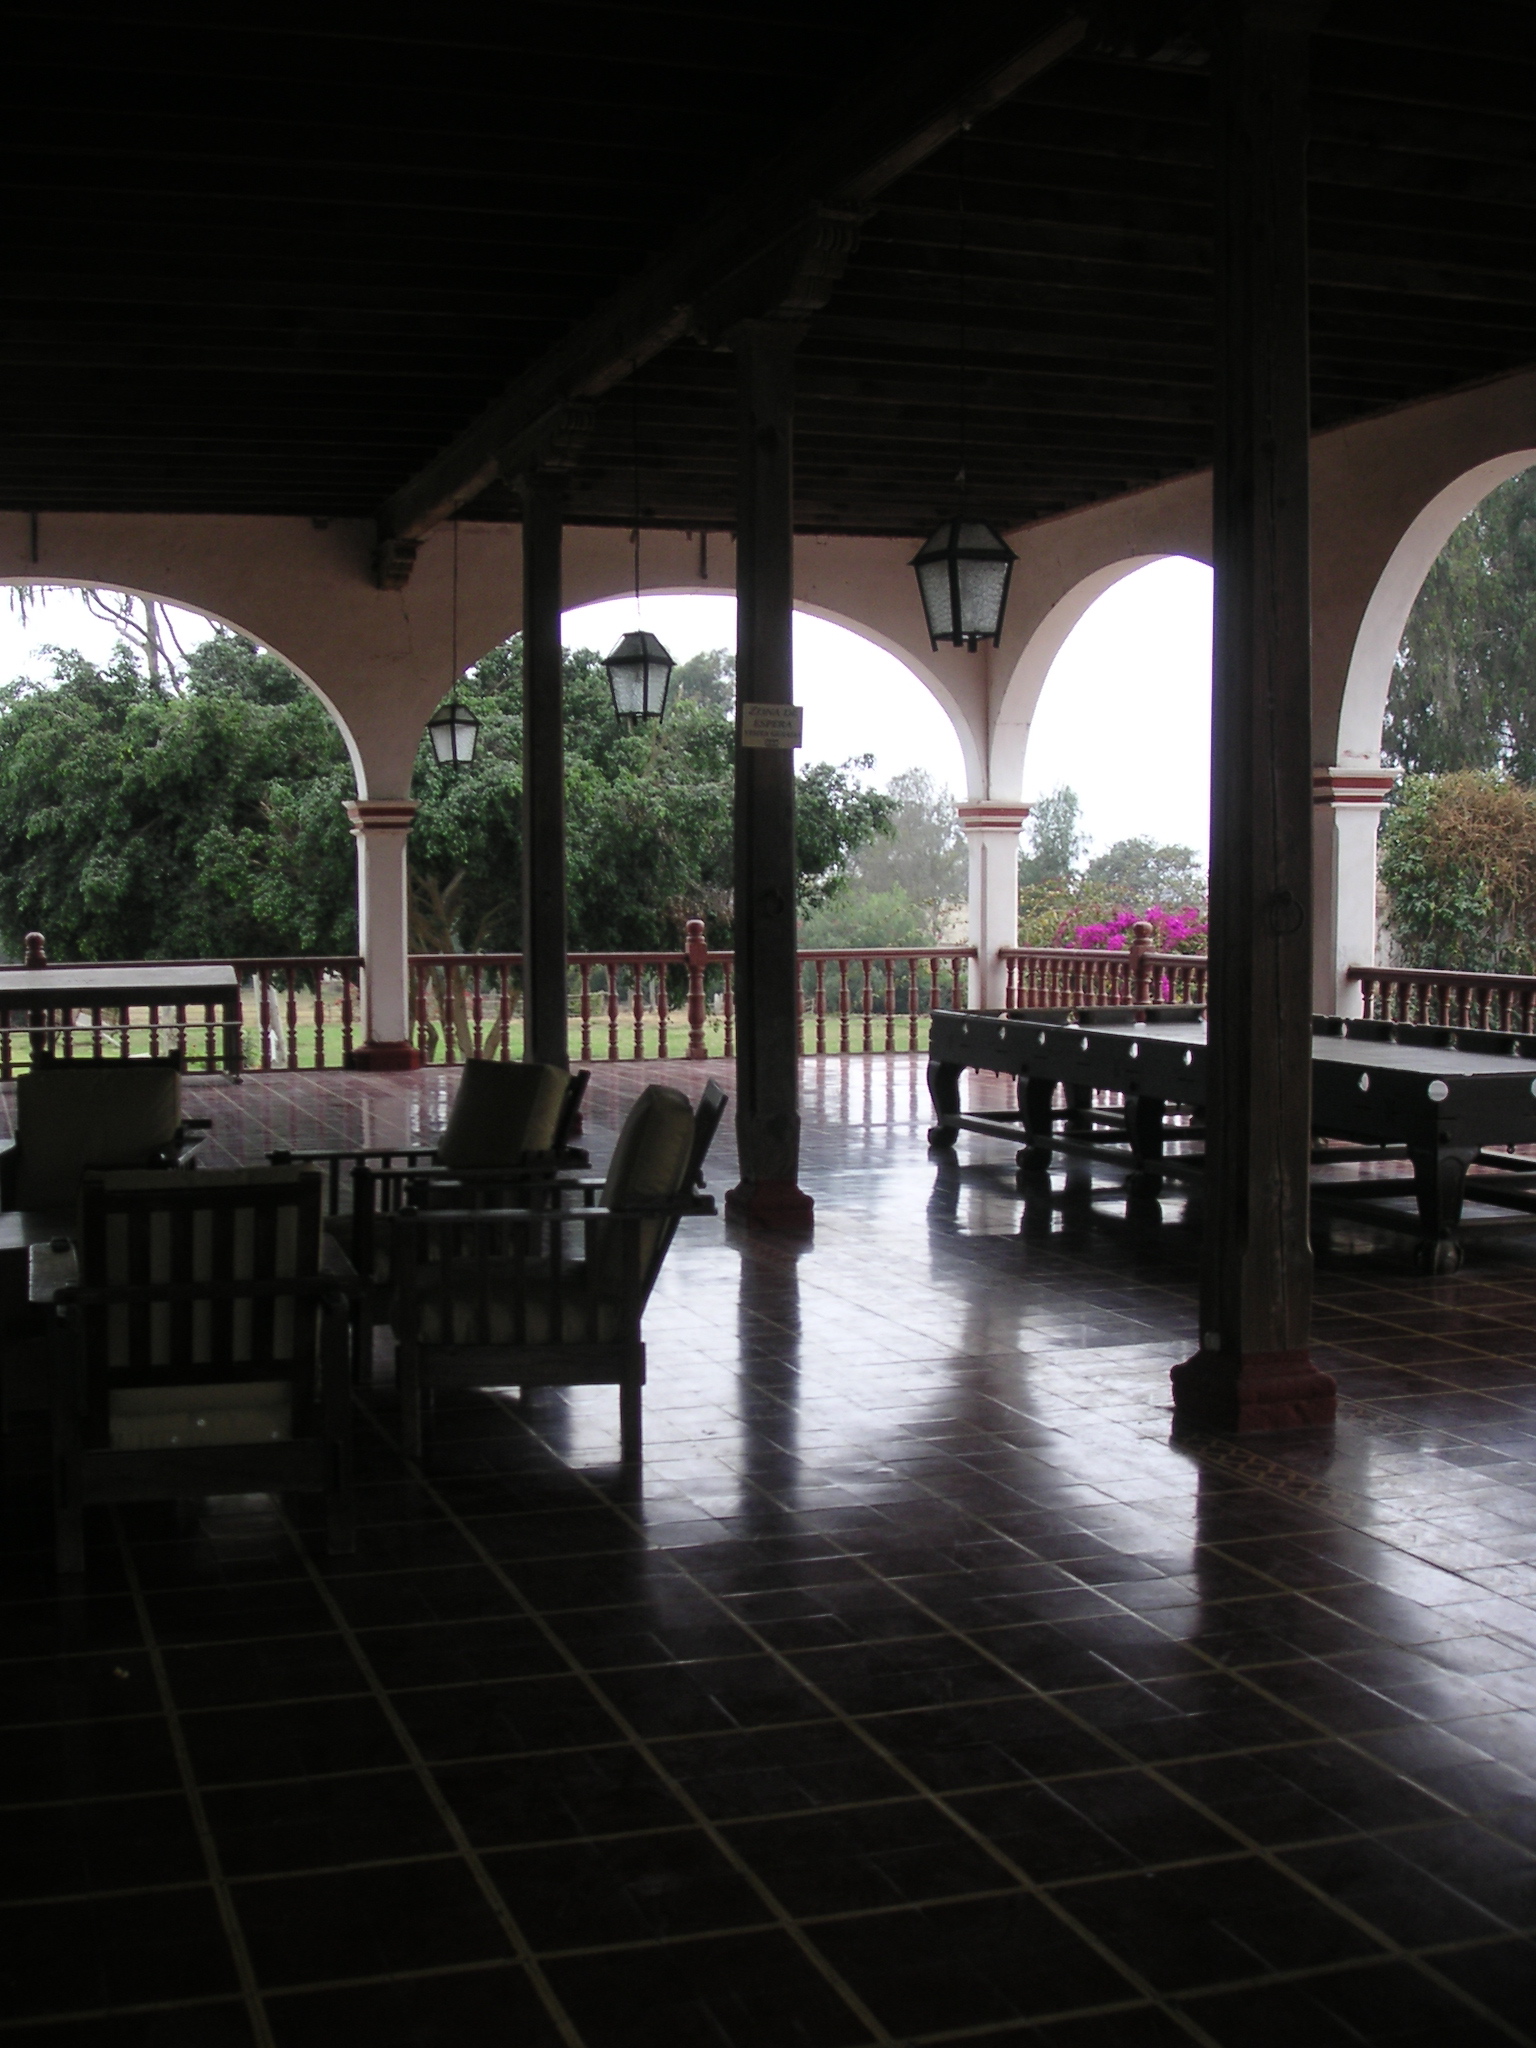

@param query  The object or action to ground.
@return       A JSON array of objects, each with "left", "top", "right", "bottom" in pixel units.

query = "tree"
[
  {"left": 0, "top": 633, "right": 355, "bottom": 959},
  {"left": 1383, "top": 466, "right": 1536, "bottom": 777},
  {"left": 1378, "top": 770, "right": 1536, "bottom": 974},
  {"left": 669, "top": 648, "right": 735, "bottom": 713},
  {"left": 1018, "top": 786, "right": 1086, "bottom": 887},
  {"left": 1081, "top": 835, "right": 1204, "bottom": 908},
  {"left": 0, "top": 627, "right": 897, "bottom": 962}
]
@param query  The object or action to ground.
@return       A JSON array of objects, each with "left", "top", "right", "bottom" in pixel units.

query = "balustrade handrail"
[{"left": 1348, "top": 960, "right": 1536, "bottom": 1035}]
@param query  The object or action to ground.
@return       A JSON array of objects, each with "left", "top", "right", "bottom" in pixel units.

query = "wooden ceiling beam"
[{"left": 370, "top": 4, "right": 1086, "bottom": 580}]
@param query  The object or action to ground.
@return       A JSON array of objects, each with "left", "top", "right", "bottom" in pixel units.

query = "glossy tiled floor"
[{"left": 3, "top": 1058, "right": 1536, "bottom": 2045}]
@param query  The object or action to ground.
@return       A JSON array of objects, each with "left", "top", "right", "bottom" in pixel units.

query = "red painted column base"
[
  {"left": 346, "top": 1040, "right": 422, "bottom": 1072},
  {"left": 1171, "top": 1348, "right": 1336, "bottom": 1432},
  {"left": 725, "top": 1180, "right": 815, "bottom": 1230}
]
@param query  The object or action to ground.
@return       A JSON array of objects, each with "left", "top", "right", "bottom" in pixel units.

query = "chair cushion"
[
  {"left": 436, "top": 1060, "right": 569, "bottom": 1168},
  {"left": 399, "top": 1261, "right": 623, "bottom": 1346},
  {"left": 108, "top": 1379, "right": 292, "bottom": 1450},
  {"left": 15, "top": 1064, "right": 181, "bottom": 1208},
  {"left": 592, "top": 1085, "right": 697, "bottom": 1295}
]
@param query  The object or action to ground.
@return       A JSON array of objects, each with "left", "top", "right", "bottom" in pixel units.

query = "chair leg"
[
  {"left": 398, "top": 1340, "right": 424, "bottom": 1458},
  {"left": 619, "top": 1379, "right": 642, "bottom": 1463},
  {"left": 54, "top": 1453, "right": 85, "bottom": 1576}
]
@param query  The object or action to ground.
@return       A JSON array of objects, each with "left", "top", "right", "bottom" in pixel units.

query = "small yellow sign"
[{"left": 737, "top": 703, "right": 804, "bottom": 749}]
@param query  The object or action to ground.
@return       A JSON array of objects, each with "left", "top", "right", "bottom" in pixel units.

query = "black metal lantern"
[
  {"left": 910, "top": 519, "right": 1017, "bottom": 653},
  {"left": 605, "top": 629, "right": 675, "bottom": 723},
  {"left": 427, "top": 698, "right": 479, "bottom": 766}
]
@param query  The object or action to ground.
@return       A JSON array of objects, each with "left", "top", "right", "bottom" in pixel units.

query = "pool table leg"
[
  {"left": 1408, "top": 1146, "right": 1474, "bottom": 1274},
  {"left": 1017, "top": 1076, "right": 1056, "bottom": 1174},
  {"left": 1125, "top": 1093, "right": 1166, "bottom": 1194},
  {"left": 926, "top": 1059, "right": 960, "bottom": 1149}
]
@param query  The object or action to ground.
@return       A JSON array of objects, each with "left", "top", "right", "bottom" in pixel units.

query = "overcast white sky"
[{"left": 3, "top": 556, "right": 1214, "bottom": 861}]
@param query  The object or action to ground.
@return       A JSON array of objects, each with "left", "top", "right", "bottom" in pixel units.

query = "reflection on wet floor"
[{"left": 2, "top": 1056, "right": 1534, "bottom": 2044}]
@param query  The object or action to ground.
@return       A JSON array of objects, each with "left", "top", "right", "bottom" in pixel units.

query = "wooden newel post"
[
  {"left": 1129, "top": 921, "right": 1155, "bottom": 1008},
  {"left": 684, "top": 919, "right": 709, "bottom": 1061},
  {"left": 23, "top": 930, "right": 48, "bottom": 1066},
  {"left": 1170, "top": 0, "right": 1335, "bottom": 1432}
]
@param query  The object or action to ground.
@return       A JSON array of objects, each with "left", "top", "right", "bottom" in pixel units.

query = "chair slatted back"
[{"left": 74, "top": 1169, "right": 325, "bottom": 1441}]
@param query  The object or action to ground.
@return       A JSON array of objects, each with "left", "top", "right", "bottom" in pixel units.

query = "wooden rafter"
[{"left": 370, "top": 7, "right": 1088, "bottom": 580}]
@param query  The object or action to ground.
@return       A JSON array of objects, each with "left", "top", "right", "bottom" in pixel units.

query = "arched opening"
[
  {"left": 0, "top": 583, "right": 361, "bottom": 1003},
  {"left": 999, "top": 556, "right": 1212, "bottom": 949},
  {"left": 1336, "top": 450, "right": 1536, "bottom": 771}
]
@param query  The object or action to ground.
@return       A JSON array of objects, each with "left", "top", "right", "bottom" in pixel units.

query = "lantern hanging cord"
[
  {"left": 956, "top": 122, "right": 970, "bottom": 512},
  {"left": 631, "top": 367, "right": 643, "bottom": 620},
  {"left": 450, "top": 517, "right": 459, "bottom": 705}
]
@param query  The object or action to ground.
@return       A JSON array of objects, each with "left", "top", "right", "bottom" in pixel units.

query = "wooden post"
[
  {"left": 684, "top": 918, "right": 709, "bottom": 1060},
  {"left": 724, "top": 318, "right": 814, "bottom": 1228},
  {"left": 520, "top": 471, "right": 569, "bottom": 1069},
  {"left": 1129, "top": 920, "right": 1156, "bottom": 1008},
  {"left": 1171, "top": 1, "right": 1335, "bottom": 1431}
]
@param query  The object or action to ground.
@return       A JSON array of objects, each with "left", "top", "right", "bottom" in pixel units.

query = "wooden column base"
[
  {"left": 1170, "top": 1348, "right": 1336, "bottom": 1432},
  {"left": 346, "top": 1041, "right": 422, "bottom": 1072},
  {"left": 725, "top": 1179, "right": 815, "bottom": 1230}
]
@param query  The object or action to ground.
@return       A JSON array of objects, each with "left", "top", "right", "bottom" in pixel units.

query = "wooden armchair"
[
  {"left": 391, "top": 1080, "right": 726, "bottom": 1462},
  {"left": 1, "top": 1057, "right": 209, "bottom": 1215},
  {"left": 46, "top": 1166, "right": 357, "bottom": 1573},
  {"left": 270, "top": 1061, "right": 588, "bottom": 1378}
]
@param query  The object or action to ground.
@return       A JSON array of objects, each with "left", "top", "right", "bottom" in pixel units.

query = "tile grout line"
[
  {"left": 803, "top": 1449, "right": 1536, "bottom": 2043},
  {"left": 463, "top": 1393, "right": 1534, "bottom": 2044},
  {"left": 355, "top": 1405, "right": 1222, "bottom": 2048},
  {"left": 268, "top": 1507, "right": 589, "bottom": 2048},
  {"left": 110, "top": 1509, "right": 279, "bottom": 2048},
  {"left": 313, "top": 1443, "right": 902, "bottom": 2046}
]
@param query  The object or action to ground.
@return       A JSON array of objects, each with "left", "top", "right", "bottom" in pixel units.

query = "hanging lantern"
[
  {"left": 605, "top": 629, "right": 675, "bottom": 723},
  {"left": 427, "top": 698, "right": 479, "bottom": 767},
  {"left": 910, "top": 518, "right": 1017, "bottom": 653}
]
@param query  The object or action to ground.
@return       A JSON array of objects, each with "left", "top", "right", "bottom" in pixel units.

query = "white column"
[
  {"left": 345, "top": 798, "right": 420, "bottom": 1068},
  {"left": 1311, "top": 767, "right": 1395, "bottom": 1017},
  {"left": 957, "top": 801, "right": 1031, "bottom": 1010}
]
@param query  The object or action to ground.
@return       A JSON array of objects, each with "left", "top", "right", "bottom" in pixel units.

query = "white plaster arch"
[
  {"left": 1335, "top": 449, "right": 1536, "bottom": 770},
  {"left": 561, "top": 559, "right": 988, "bottom": 797},
  {"left": 992, "top": 553, "right": 1198, "bottom": 800},
  {"left": 3, "top": 575, "right": 368, "bottom": 793}
]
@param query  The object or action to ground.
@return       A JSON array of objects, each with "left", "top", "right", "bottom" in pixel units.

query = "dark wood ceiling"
[{"left": 5, "top": 2, "right": 1534, "bottom": 537}]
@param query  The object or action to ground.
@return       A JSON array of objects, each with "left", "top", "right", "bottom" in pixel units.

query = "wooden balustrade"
[
  {"left": 0, "top": 956, "right": 360, "bottom": 1077},
  {"left": 1001, "top": 927, "right": 1209, "bottom": 1011},
  {"left": 1350, "top": 963, "right": 1536, "bottom": 1033}
]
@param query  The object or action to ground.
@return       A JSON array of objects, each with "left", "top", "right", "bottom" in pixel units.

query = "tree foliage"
[
  {"left": 0, "top": 633, "right": 355, "bottom": 959},
  {"left": 1378, "top": 770, "right": 1536, "bottom": 974},
  {"left": 1383, "top": 466, "right": 1536, "bottom": 777},
  {"left": 0, "top": 629, "right": 896, "bottom": 962},
  {"left": 1015, "top": 784, "right": 1206, "bottom": 946}
]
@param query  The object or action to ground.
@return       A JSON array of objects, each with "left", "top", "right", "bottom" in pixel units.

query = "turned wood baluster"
[
  {"left": 860, "top": 959, "right": 873, "bottom": 1052},
  {"left": 631, "top": 964, "right": 644, "bottom": 1062},
  {"left": 657, "top": 966, "right": 670, "bottom": 1060},
  {"left": 442, "top": 965, "right": 457, "bottom": 1066},
  {"left": 838, "top": 959, "right": 850, "bottom": 1052},
  {"left": 606, "top": 964, "right": 620, "bottom": 1060},
  {"left": 814, "top": 959, "right": 827, "bottom": 1055},
  {"left": 411, "top": 963, "right": 428, "bottom": 1062},
  {"left": 909, "top": 960, "right": 922, "bottom": 1050},
  {"left": 342, "top": 968, "right": 356, "bottom": 1063},
  {"left": 722, "top": 961, "right": 735, "bottom": 1058},
  {"left": 312, "top": 976, "right": 326, "bottom": 1068},
  {"left": 470, "top": 960, "right": 485, "bottom": 1058},
  {"left": 882, "top": 959, "right": 896, "bottom": 1052},
  {"left": 578, "top": 964, "right": 593, "bottom": 1062}
]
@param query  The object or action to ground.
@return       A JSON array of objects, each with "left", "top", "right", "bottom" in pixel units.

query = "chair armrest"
[{"left": 181, "top": 1118, "right": 214, "bottom": 1132}]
